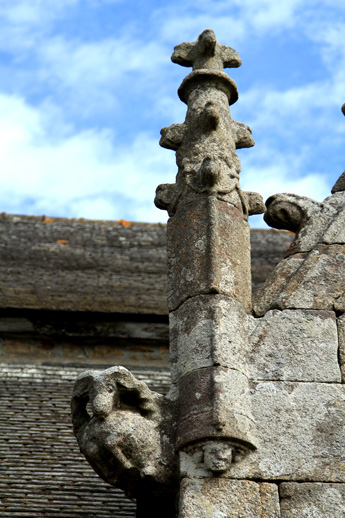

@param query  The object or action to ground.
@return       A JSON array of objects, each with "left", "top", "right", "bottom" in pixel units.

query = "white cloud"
[
  {"left": 0, "top": 93, "right": 175, "bottom": 222},
  {"left": 154, "top": 0, "right": 304, "bottom": 46},
  {"left": 237, "top": 81, "right": 338, "bottom": 140},
  {"left": 0, "top": 0, "right": 79, "bottom": 51},
  {"left": 0, "top": 0, "right": 78, "bottom": 25},
  {"left": 0, "top": 91, "right": 337, "bottom": 228},
  {"left": 0, "top": 0, "right": 344, "bottom": 230},
  {"left": 36, "top": 35, "right": 169, "bottom": 114},
  {"left": 242, "top": 161, "right": 330, "bottom": 204}
]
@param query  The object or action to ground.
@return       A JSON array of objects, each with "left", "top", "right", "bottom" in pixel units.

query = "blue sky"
[{"left": 0, "top": 0, "right": 345, "bottom": 227}]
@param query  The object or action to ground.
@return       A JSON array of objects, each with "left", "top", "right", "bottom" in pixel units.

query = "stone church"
[{"left": 1, "top": 30, "right": 345, "bottom": 517}]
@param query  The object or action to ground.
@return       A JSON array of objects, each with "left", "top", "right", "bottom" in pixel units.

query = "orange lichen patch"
[
  {"left": 44, "top": 217, "right": 54, "bottom": 223},
  {"left": 287, "top": 231, "right": 296, "bottom": 235},
  {"left": 117, "top": 219, "right": 131, "bottom": 227},
  {"left": 57, "top": 239, "right": 67, "bottom": 244}
]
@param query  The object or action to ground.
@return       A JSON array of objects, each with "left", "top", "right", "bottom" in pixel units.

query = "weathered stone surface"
[
  {"left": 248, "top": 309, "right": 340, "bottom": 382},
  {"left": 177, "top": 366, "right": 256, "bottom": 450},
  {"left": 160, "top": 123, "right": 186, "bottom": 150},
  {"left": 250, "top": 229, "right": 294, "bottom": 298},
  {"left": 337, "top": 314, "right": 345, "bottom": 383},
  {"left": 226, "top": 382, "right": 345, "bottom": 482},
  {"left": 264, "top": 193, "right": 324, "bottom": 235},
  {"left": 156, "top": 29, "right": 263, "bottom": 323},
  {"left": 169, "top": 295, "right": 249, "bottom": 384},
  {"left": 244, "top": 191, "right": 266, "bottom": 214},
  {"left": 179, "top": 478, "right": 280, "bottom": 518},
  {"left": 332, "top": 170, "right": 345, "bottom": 193},
  {"left": 177, "top": 382, "right": 345, "bottom": 483},
  {"left": 280, "top": 482, "right": 345, "bottom": 517},
  {"left": 179, "top": 440, "right": 252, "bottom": 479},
  {"left": 260, "top": 185, "right": 345, "bottom": 318},
  {"left": 171, "top": 29, "right": 242, "bottom": 72},
  {"left": 167, "top": 198, "right": 252, "bottom": 312},
  {"left": 254, "top": 244, "right": 345, "bottom": 315},
  {"left": 322, "top": 192, "right": 345, "bottom": 244},
  {"left": 71, "top": 366, "right": 177, "bottom": 498}
]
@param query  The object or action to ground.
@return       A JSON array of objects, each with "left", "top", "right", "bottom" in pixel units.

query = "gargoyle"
[{"left": 71, "top": 366, "right": 176, "bottom": 498}]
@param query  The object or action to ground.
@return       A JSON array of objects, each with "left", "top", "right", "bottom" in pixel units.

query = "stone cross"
[{"left": 171, "top": 28, "right": 242, "bottom": 71}]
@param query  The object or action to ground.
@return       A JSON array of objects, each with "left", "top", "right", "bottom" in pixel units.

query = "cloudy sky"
[{"left": 0, "top": 0, "right": 345, "bottom": 227}]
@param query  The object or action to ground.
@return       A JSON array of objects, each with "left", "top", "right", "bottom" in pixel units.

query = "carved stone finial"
[
  {"left": 155, "top": 29, "right": 259, "bottom": 463},
  {"left": 171, "top": 29, "right": 242, "bottom": 71},
  {"left": 155, "top": 29, "right": 264, "bottom": 312},
  {"left": 72, "top": 30, "right": 261, "bottom": 517}
]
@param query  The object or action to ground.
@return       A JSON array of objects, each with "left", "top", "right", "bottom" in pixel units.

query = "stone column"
[{"left": 155, "top": 29, "right": 264, "bottom": 517}]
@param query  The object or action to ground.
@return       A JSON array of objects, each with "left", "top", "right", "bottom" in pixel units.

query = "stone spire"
[
  {"left": 156, "top": 29, "right": 264, "bottom": 313},
  {"left": 155, "top": 29, "right": 264, "bottom": 517}
]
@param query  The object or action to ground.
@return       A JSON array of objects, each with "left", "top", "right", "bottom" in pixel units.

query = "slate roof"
[
  {"left": 0, "top": 214, "right": 294, "bottom": 516},
  {"left": 0, "top": 213, "right": 294, "bottom": 314},
  {"left": 0, "top": 364, "right": 171, "bottom": 518}
]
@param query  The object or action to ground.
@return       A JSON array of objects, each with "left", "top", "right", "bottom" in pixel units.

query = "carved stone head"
[{"left": 203, "top": 441, "right": 234, "bottom": 473}]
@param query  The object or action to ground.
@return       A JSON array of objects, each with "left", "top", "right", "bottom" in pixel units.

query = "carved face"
[{"left": 203, "top": 441, "right": 233, "bottom": 473}]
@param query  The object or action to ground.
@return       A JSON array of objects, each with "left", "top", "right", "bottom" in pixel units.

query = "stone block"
[
  {"left": 248, "top": 309, "right": 340, "bottom": 382},
  {"left": 167, "top": 197, "right": 252, "bottom": 312},
  {"left": 322, "top": 205, "right": 345, "bottom": 245},
  {"left": 337, "top": 314, "right": 345, "bottom": 383},
  {"left": 280, "top": 482, "right": 345, "bottom": 517},
  {"left": 169, "top": 295, "right": 249, "bottom": 384},
  {"left": 227, "top": 382, "right": 345, "bottom": 482},
  {"left": 179, "top": 478, "right": 280, "bottom": 518},
  {"left": 177, "top": 366, "right": 256, "bottom": 450},
  {"left": 254, "top": 244, "right": 345, "bottom": 316}
]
